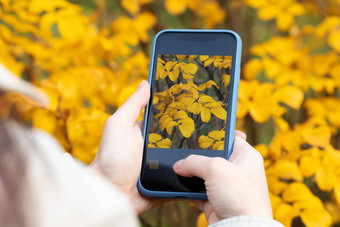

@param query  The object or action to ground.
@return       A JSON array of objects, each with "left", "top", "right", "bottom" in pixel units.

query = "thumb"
[
  {"left": 113, "top": 80, "right": 150, "bottom": 124},
  {"left": 173, "top": 155, "right": 231, "bottom": 180}
]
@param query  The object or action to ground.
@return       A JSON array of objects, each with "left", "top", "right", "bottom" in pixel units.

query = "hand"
[
  {"left": 173, "top": 132, "right": 272, "bottom": 225},
  {"left": 89, "top": 80, "right": 165, "bottom": 214}
]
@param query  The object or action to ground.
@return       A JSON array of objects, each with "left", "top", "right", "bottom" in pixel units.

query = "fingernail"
[
  {"left": 174, "top": 159, "right": 183, "bottom": 170},
  {"left": 137, "top": 80, "right": 146, "bottom": 91}
]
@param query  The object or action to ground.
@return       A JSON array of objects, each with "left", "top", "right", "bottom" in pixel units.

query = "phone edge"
[{"left": 137, "top": 29, "right": 242, "bottom": 200}]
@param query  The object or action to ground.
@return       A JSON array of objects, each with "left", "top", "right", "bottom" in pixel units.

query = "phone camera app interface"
[
  {"left": 149, "top": 55, "right": 232, "bottom": 150},
  {"left": 143, "top": 54, "right": 233, "bottom": 192}
]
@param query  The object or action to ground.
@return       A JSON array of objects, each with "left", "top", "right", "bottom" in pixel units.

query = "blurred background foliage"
[{"left": 1, "top": 0, "right": 340, "bottom": 226}]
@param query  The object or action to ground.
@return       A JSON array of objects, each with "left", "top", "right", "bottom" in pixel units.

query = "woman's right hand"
[{"left": 173, "top": 131, "right": 273, "bottom": 225}]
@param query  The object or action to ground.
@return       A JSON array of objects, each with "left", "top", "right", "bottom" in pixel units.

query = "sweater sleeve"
[{"left": 209, "top": 215, "right": 284, "bottom": 227}]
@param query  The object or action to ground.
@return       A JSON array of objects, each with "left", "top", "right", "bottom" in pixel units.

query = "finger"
[
  {"left": 136, "top": 120, "right": 143, "bottom": 131},
  {"left": 173, "top": 155, "right": 230, "bottom": 180},
  {"left": 112, "top": 80, "right": 150, "bottom": 124},
  {"left": 235, "top": 130, "right": 247, "bottom": 140},
  {"left": 229, "top": 137, "right": 263, "bottom": 166}
]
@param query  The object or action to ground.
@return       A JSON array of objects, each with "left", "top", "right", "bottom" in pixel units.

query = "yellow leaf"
[
  {"left": 267, "top": 176, "right": 288, "bottom": 195},
  {"left": 328, "top": 30, "right": 340, "bottom": 52},
  {"left": 168, "top": 69, "right": 180, "bottom": 81},
  {"left": 165, "top": 0, "right": 187, "bottom": 15},
  {"left": 165, "top": 61, "right": 178, "bottom": 71},
  {"left": 222, "top": 74, "right": 230, "bottom": 87},
  {"left": 299, "top": 155, "right": 319, "bottom": 178},
  {"left": 302, "top": 125, "right": 331, "bottom": 148},
  {"left": 198, "top": 95, "right": 215, "bottom": 103},
  {"left": 188, "top": 55, "right": 198, "bottom": 63},
  {"left": 258, "top": 5, "right": 279, "bottom": 21},
  {"left": 32, "top": 108, "right": 56, "bottom": 134},
  {"left": 208, "top": 130, "right": 225, "bottom": 140},
  {"left": 159, "top": 115, "right": 173, "bottom": 130},
  {"left": 183, "top": 73, "right": 195, "bottom": 79},
  {"left": 199, "top": 55, "right": 209, "bottom": 61},
  {"left": 263, "top": 57, "right": 281, "bottom": 78},
  {"left": 210, "top": 106, "right": 227, "bottom": 120},
  {"left": 174, "top": 110, "right": 188, "bottom": 119},
  {"left": 275, "top": 86, "right": 304, "bottom": 109},
  {"left": 196, "top": 212, "right": 207, "bottom": 227},
  {"left": 244, "top": 59, "right": 263, "bottom": 80},
  {"left": 254, "top": 144, "right": 268, "bottom": 158},
  {"left": 300, "top": 208, "right": 332, "bottom": 227},
  {"left": 157, "top": 138, "right": 172, "bottom": 148},
  {"left": 268, "top": 160, "right": 303, "bottom": 181},
  {"left": 166, "top": 121, "right": 177, "bottom": 134},
  {"left": 282, "top": 182, "right": 313, "bottom": 202},
  {"left": 198, "top": 135, "right": 214, "bottom": 149},
  {"left": 335, "top": 183, "right": 340, "bottom": 205},
  {"left": 176, "top": 55, "right": 186, "bottom": 60},
  {"left": 121, "top": 0, "right": 140, "bottom": 14},
  {"left": 287, "top": 3, "right": 305, "bottom": 15},
  {"left": 274, "top": 203, "right": 298, "bottom": 227},
  {"left": 203, "top": 59, "right": 214, "bottom": 68},
  {"left": 178, "top": 118, "right": 195, "bottom": 138},
  {"left": 315, "top": 166, "right": 335, "bottom": 191},
  {"left": 148, "top": 133, "right": 162, "bottom": 143},
  {"left": 153, "top": 96, "right": 159, "bottom": 105},
  {"left": 201, "top": 107, "right": 211, "bottom": 122},
  {"left": 213, "top": 141, "right": 224, "bottom": 150},
  {"left": 57, "top": 13, "right": 86, "bottom": 43},
  {"left": 190, "top": 103, "right": 203, "bottom": 115},
  {"left": 180, "top": 63, "right": 198, "bottom": 74},
  {"left": 276, "top": 12, "right": 294, "bottom": 31}
]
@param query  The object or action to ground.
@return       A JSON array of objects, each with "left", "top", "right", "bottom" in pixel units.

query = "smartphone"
[{"left": 138, "top": 29, "right": 242, "bottom": 200}]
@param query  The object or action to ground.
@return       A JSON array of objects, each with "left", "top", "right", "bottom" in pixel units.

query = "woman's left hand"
[{"left": 90, "top": 80, "right": 165, "bottom": 214}]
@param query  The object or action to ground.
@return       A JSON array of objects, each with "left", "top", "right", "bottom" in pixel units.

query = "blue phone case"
[{"left": 138, "top": 29, "right": 242, "bottom": 200}]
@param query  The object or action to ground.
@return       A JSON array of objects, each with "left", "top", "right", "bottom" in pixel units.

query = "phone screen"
[{"left": 140, "top": 32, "right": 237, "bottom": 193}]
